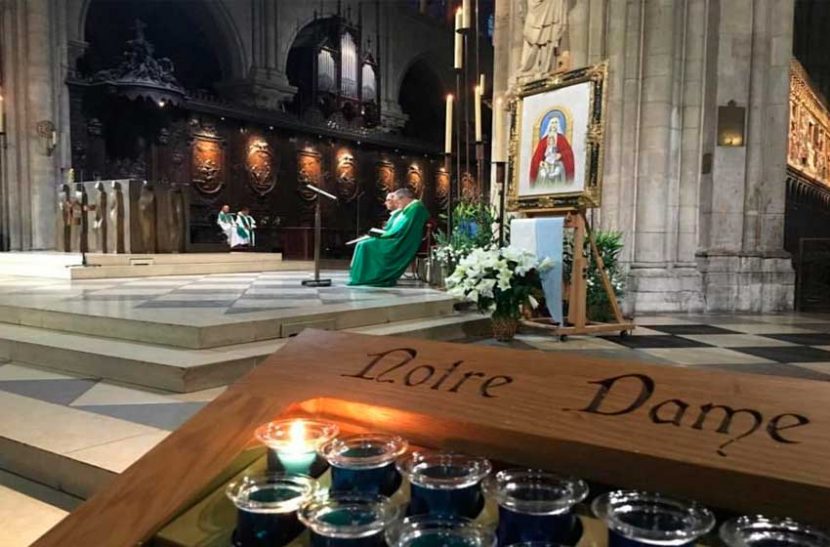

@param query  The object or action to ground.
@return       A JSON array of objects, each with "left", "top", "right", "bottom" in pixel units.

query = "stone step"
[
  {"left": 0, "top": 251, "right": 293, "bottom": 280},
  {"left": 0, "top": 295, "right": 457, "bottom": 349},
  {"left": 0, "top": 311, "right": 483, "bottom": 393},
  {"left": 0, "top": 470, "right": 75, "bottom": 547}
]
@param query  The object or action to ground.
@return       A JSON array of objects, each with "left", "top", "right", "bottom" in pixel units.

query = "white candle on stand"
[
  {"left": 454, "top": 9, "right": 463, "bottom": 70},
  {"left": 479, "top": 73, "right": 485, "bottom": 92},
  {"left": 474, "top": 85, "right": 482, "bottom": 143},
  {"left": 493, "top": 97, "right": 506, "bottom": 162},
  {"left": 0, "top": 94, "right": 5, "bottom": 134},
  {"left": 462, "top": 0, "right": 471, "bottom": 29},
  {"left": 445, "top": 95, "right": 454, "bottom": 154}
]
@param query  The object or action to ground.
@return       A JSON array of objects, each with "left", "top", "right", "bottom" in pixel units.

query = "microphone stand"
[{"left": 301, "top": 184, "right": 337, "bottom": 287}]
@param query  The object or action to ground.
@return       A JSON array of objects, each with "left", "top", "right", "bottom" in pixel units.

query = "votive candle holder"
[
  {"left": 255, "top": 419, "right": 339, "bottom": 476},
  {"left": 298, "top": 492, "right": 400, "bottom": 547},
  {"left": 386, "top": 515, "right": 496, "bottom": 547},
  {"left": 720, "top": 515, "right": 830, "bottom": 547},
  {"left": 225, "top": 473, "right": 317, "bottom": 547},
  {"left": 397, "top": 452, "right": 492, "bottom": 519},
  {"left": 591, "top": 490, "right": 715, "bottom": 547},
  {"left": 319, "top": 433, "right": 408, "bottom": 496},
  {"left": 490, "top": 470, "right": 588, "bottom": 546}
]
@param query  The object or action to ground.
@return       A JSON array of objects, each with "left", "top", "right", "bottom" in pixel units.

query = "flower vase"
[{"left": 491, "top": 314, "right": 520, "bottom": 342}]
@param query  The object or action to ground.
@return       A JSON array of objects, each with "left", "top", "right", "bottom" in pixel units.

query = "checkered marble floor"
[
  {"left": 0, "top": 271, "right": 444, "bottom": 324},
  {"left": 468, "top": 312, "right": 830, "bottom": 382}
]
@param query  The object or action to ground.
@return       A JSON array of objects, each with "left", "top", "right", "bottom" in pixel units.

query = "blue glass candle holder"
[
  {"left": 256, "top": 419, "right": 339, "bottom": 477},
  {"left": 298, "top": 492, "right": 400, "bottom": 547},
  {"left": 225, "top": 473, "right": 317, "bottom": 547},
  {"left": 386, "top": 515, "right": 496, "bottom": 547},
  {"left": 397, "top": 452, "right": 492, "bottom": 519},
  {"left": 490, "top": 470, "right": 588, "bottom": 546},
  {"left": 591, "top": 490, "right": 715, "bottom": 547},
  {"left": 319, "top": 434, "right": 408, "bottom": 496},
  {"left": 720, "top": 515, "right": 830, "bottom": 547}
]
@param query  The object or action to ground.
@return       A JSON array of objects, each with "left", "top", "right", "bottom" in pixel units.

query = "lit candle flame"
[{"left": 288, "top": 420, "right": 307, "bottom": 453}]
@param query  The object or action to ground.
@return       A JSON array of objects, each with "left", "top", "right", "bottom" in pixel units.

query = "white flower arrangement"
[{"left": 446, "top": 246, "right": 553, "bottom": 319}]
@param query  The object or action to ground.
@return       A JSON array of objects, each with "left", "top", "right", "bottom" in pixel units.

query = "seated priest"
[
  {"left": 349, "top": 188, "right": 428, "bottom": 287},
  {"left": 383, "top": 192, "right": 402, "bottom": 229},
  {"left": 217, "top": 204, "right": 235, "bottom": 245}
]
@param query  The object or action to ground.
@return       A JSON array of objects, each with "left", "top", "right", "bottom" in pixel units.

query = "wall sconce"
[
  {"left": 717, "top": 100, "right": 746, "bottom": 147},
  {"left": 36, "top": 120, "right": 57, "bottom": 155}
]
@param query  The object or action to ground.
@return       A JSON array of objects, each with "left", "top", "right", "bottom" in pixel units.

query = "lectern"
[{"left": 301, "top": 184, "right": 337, "bottom": 287}]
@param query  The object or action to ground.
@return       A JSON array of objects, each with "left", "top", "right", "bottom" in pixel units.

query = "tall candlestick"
[
  {"left": 474, "top": 85, "right": 482, "bottom": 143},
  {"left": 492, "top": 97, "right": 507, "bottom": 162},
  {"left": 462, "top": 0, "right": 471, "bottom": 29},
  {"left": 0, "top": 93, "right": 5, "bottom": 134},
  {"left": 445, "top": 95, "right": 454, "bottom": 154},
  {"left": 453, "top": 9, "right": 463, "bottom": 70}
]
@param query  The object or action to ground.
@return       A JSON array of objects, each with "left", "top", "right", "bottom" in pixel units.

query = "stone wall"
[{"left": 492, "top": 0, "right": 796, "bottom": 314}]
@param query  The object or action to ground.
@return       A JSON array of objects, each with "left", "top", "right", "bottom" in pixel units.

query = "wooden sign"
[{"left": 35, "top": 330, "right": 830, "bottom": 546}]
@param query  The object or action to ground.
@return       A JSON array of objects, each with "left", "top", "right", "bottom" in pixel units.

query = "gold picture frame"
[{"left": 507, "top": 62, "right": 608, "bottom": 214}]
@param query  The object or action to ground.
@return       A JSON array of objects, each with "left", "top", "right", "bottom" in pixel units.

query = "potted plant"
[
  {"left": 446, "top": 246, "right": 553, "bottom": 341},
  {"left": 562, "top": 230, "right": 625, "bottom": 322},
  {"left": 432, "top": 201, "right": 497, "bottom": 287}
]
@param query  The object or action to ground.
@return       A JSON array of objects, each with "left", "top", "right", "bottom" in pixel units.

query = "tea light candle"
[
  {"left": 386, "top": 515, "right": 496, "bottom": 547},
  {"left": 319, "top": 433, "right": 408, "bottom": 496},
  {"left": 720, "top": 515, "right": 830, "bottom": 547},
  {"left": 299, "top": 492, "right": 399, "bottom": 547},
  {"left": 591, "top": 490, "right": 715, "bottom": 547},
  {"left": 397, "top": 452, "right": 491, "bottom": 519},
  {"left": 225, "top": 473, "right": 317, "bottom": 547},
  {"left": 490, "top": 470, "right": 588, "bottom": 545},
  {"left": 256, "top": 419, "right": 339, "bottom": 476}
]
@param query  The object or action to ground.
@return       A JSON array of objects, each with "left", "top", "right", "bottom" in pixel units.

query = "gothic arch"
[{"left": 73, "top": 0, "right": 247, "bottom": 81}]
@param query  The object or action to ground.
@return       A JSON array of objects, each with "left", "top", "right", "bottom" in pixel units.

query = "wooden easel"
[{"left": 523, "top": 208, "right": 634, "bottom": 339}]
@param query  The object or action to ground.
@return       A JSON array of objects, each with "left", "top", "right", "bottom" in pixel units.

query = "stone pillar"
[
  {"left": 219, "top": 0, "right": 296, "bottom": 109},
  {"left": 696, "top": 0, "right": 795, "bottom": 312},
  {"left": 0, "top": 0, "right": 67, "bottom": 250}
]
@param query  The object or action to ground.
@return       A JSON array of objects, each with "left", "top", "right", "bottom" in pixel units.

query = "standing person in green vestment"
[
  {"left": 217, "top": 204, "right": 235, "bottom": 246},
  {"left": 231, "top": 207, "right": 256, "bottom": 248},
  {"left": 349, "top": 188, "right": 429, "bottom": 287}
]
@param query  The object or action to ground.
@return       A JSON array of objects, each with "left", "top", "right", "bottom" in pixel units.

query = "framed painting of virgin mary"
[{"left": 507, "top": 62, "right": 607, "bottom": 213}]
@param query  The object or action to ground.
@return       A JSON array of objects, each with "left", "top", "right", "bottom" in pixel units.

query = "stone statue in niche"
[
  {"left": 58, "top": 184, "right": 74, "bottom": 252},
  {"left": 519, "top": 0, "right": 569, "bottom": 78},
  {"left": 246, "top": 139, "right": 276, "bottom": 196},
  {"left": 138, "top": 181, "right": 157, "bottom": 252},
  {"left": 74, "top": 184, "right": 89, "bottom": 254},
  {"left": 336, "top": 151, "right": 358, "bottom": 202},
  {"left": 169, "top": 184, "right": 185, "bottom": 252},
  {"left": 407, "top": 165, "right": 424, "bottom": 199},
  {"left": 110, "top": 181, "right": 125, "bottom": 254},
  {"left": 93, "top": 182, "right": 108, "bottom": 253}
]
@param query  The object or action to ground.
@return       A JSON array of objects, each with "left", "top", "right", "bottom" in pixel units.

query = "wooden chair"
[{"left": 406, "top": 220, "right": 435, "bottom": 281}]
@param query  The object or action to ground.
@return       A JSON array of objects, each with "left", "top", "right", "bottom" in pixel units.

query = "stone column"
[
  {"left": 0, "top": 0, "right": 66, "bottom": 250},
  {"left": 696, "top": 0, "right": 794, "bottom": 312}
]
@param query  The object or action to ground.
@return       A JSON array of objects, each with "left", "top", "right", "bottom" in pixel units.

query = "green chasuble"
[
  {"left": 383, "top": 208, "right": 401, "bottom": 230},
  {"left": 349, "top": 200, "right": 429, "bottom": 286}
]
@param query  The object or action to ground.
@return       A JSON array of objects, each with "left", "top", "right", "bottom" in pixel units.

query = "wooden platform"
[{"left": 0, "top": 252, "right": 290, "bottom": 280}]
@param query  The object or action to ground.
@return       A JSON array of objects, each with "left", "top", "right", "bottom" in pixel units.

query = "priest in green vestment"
[
  {"left": 383, "top": 192, "right": 402, "bottom": 229},
  {"left": 349, "top": 188, "right": 429, "bottom": 287}
]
